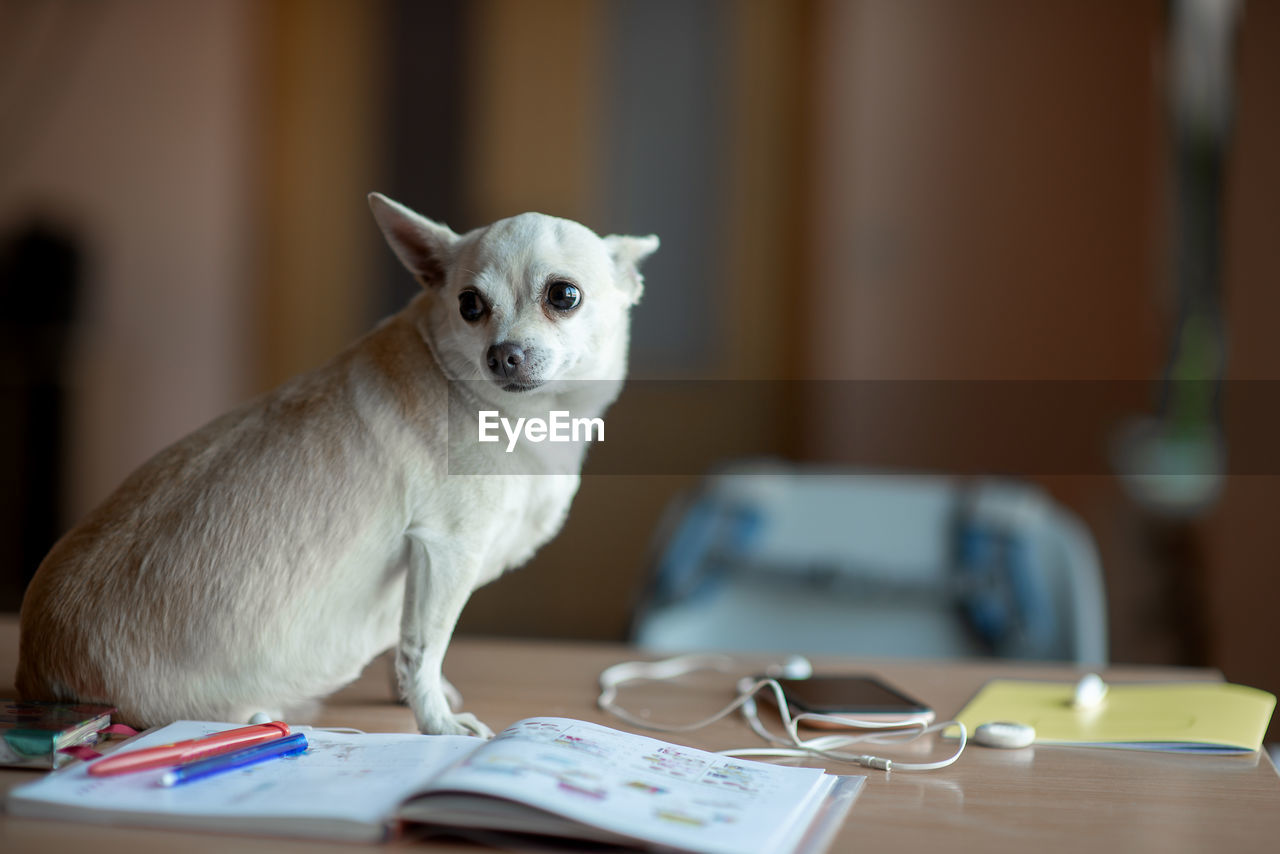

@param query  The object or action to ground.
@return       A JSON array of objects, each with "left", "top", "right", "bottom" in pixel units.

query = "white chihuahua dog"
[{"left": 17, "top": 194, "right": 657, "bottom": 736}]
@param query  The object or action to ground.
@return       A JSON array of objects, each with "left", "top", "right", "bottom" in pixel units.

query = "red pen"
[{"left": 87, "top": 722, "right": 290, "bottom": 777}]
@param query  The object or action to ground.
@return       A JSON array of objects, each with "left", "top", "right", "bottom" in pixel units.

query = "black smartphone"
[{"left": 759, "top": 674, "right": 936, "bottom": 727}]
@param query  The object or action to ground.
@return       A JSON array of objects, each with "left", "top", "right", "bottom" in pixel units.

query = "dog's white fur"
[{"left": 17, "top": 194, "right": 657, "bottom": 736}]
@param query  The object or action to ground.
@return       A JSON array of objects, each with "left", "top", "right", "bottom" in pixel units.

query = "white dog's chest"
[{"left": 477, "top": 473, "right": 580, "bottom": 585}]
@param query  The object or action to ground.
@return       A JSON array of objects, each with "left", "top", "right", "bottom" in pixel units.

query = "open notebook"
[
  {"left": 953, "top": 679, "right": 1275, "bottom": 753},
  {"left": 8, "top": 717, "right": 863, "bottom": 853}
]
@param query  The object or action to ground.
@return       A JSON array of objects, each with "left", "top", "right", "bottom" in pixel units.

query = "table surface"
[{"left": 2, "top": 616, "right": 1278, "bottom": 853}]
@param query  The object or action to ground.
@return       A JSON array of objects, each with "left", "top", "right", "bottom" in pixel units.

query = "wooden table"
[{"left": 2, "top": 618, "right": 1278, "bottom": 853}]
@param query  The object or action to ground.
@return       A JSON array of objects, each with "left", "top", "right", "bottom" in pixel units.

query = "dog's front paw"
[{"left": 424, "top": 711, "right": 494, "bottom": 739}]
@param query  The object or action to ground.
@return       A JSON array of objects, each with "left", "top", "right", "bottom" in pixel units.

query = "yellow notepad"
[{"left": 952, "top": 680, "right": 1276, "bottom": 753}]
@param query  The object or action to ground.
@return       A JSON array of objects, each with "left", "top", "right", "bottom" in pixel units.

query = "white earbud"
[
  {"left": 973, "top": 721, "right": 1036, "bottom": 749},
  {"left": 1072, "top": 673, "right": 1108, "bottom": 709},
  {"left": 767, "top": 655, "right": 813, "bottom": 680}
]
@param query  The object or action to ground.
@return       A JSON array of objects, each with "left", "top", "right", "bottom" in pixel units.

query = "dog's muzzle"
[
  {"left": 487, "top": 342, "right": 524, "bottom": 378},
  {"left": 487, "top": 342, "right": 543, "bottom": 392}
]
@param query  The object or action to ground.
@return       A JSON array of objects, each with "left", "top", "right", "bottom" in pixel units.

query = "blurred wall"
[
  {"left": 256, "top": 0, "right": 386, "bottom": 389},
  {"left": 0, "top": 0, "right": 257, "bottom": 530},
  {"left": 806, "top": 0, "right": 1164, "bottom": 384}
]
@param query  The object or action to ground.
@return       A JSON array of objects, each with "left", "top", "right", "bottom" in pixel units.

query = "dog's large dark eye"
[
  {"left": 458, "top": 290, "right": 486, "bottom": 322},
  {"left": 547, "top": 280, "right": 581, "bottom": 312}
]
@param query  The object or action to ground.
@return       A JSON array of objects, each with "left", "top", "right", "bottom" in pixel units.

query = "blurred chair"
[{"left": 630, "top": 461, "right": 1108, "bottom": 665}]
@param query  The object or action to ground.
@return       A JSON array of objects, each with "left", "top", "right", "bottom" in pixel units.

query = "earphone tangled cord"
[{"left": 596, "top": 654, "right": 967, "bottom": 772}]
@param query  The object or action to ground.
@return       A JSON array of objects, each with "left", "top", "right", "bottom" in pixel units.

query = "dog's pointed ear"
[
  {"left": 604, "top": 234, "right": 659, "bottom": 305},
  {"left": 368, "top": 192, "right": 459, "bottom": 288}
]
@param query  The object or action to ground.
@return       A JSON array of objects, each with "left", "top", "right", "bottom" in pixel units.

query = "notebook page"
[
  {"left": 422, "top": 717, "right": 838, "bottom": 854},
  {"left": 10, "top": 721, "right": 478, "bottom": 835}
]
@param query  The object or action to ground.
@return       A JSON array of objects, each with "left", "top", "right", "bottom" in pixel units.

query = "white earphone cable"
[
  {"left": 597, "top": 655, "right": 967, "bottom": 772},
  {"left": 597, "top": 654, "right": 765, "bottom": 733}
]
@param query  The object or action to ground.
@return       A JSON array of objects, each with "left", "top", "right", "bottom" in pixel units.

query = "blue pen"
[{"left": 159, "top": 732, "right": 308, "bottom": 787}]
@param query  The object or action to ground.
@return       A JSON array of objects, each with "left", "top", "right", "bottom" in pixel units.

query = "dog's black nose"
[{"left": 486, "top": 342, "right": 525, "bottom": 379}]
